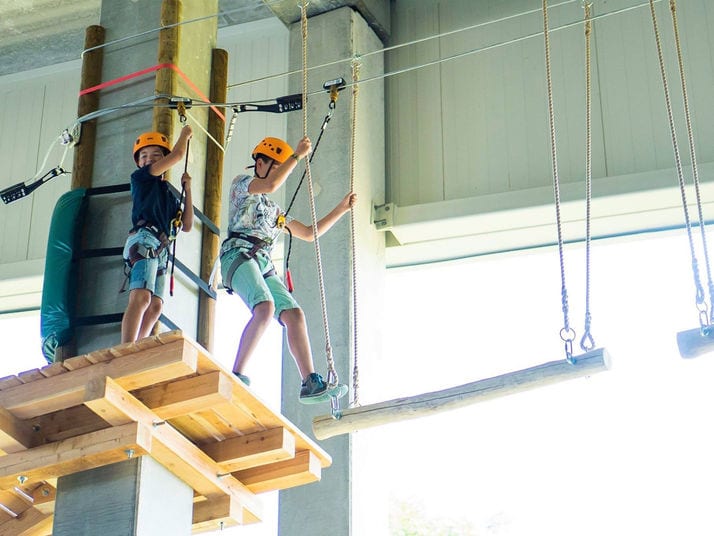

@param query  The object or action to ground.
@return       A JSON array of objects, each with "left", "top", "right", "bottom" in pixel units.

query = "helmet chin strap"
[{"left": 255, "top": 158, "right": 275, "bottom": 179}]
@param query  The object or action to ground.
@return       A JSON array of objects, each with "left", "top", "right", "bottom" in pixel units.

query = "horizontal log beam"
[{"left": 313, "top": 348, "right": 611, "bottom": 440}]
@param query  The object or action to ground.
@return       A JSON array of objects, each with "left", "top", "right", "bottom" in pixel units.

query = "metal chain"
[
  {"left": 349, "top": 58, "right": 361, "bottom": 407},
  {"left": 542, "top": 0, "right": 575, "bottom": 362},
  {"left": 580, "top": 2, "right": 596, "bottom": 352},
  {"left": 299, "top": 1, "right": 338, "bottom": 384},
  {"left": 668, "top": 0, "right": 714, "bottom": 328},
  {"left": 648, "top": 0, "right": 708, "bottom": 327}
]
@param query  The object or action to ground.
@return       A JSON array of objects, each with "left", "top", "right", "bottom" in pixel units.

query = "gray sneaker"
[
  {"left": 299, "top": 373, "right": 348, "bottom": 404},
  {"left": 233, "top": 371, "right": 250, "bottom": 386}
]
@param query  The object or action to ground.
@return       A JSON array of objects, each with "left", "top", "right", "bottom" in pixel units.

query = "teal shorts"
[{"left": 220, "top": 247, "right": 299, "bottom": 321}]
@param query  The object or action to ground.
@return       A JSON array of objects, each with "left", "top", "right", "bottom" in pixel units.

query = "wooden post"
[
  {"left": 197, "top": 49, "right": 227, "bottom": 352},
  {"left": 72, "top": 25, "right": 105, "bottom": 191},
  {"left": 313, "top": 348, "right": 611, "bottom": 440},
  {"left": 155, "top": 0, "right": 179, "bottom": 137}
]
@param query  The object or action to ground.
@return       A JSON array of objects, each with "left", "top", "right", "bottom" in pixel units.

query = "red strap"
[{"left": 79, "top": 63, "right": 225, "bottom": 122}]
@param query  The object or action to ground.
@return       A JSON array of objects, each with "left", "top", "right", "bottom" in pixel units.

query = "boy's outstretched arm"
[
  {"left": 149, "top": 124, "right": 193, "bottom": 177},
  {"left": 286, "top": 192, "right": 356, "bottom": 242},
  {"left": 180, "top": 172, "right": 193, "bottom": 232}
]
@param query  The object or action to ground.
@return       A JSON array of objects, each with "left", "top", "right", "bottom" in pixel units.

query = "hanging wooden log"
[
  {"left": 676, "top": 327, "right": 714, "bottom": 359},
  {"left": 313, "top": 348, "right": 610, "bottom": 440}
]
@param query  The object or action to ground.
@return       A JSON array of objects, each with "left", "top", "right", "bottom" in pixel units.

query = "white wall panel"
[
  {"left": 387, "top": 0, "right": 714, "bottom": 195},
  {"left": 0, "top": 64, "right": 78, "bottom": 268}
]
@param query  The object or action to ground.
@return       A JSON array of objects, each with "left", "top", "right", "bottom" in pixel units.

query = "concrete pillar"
[
  {"left": 74, "top": 0, "right": 217, "bottom": 354},
  {"left": 279, "top": 7, "right": 386, "bottom": 536},
  {"left": 53, "top": 457, "right": 193, "bottom": 536}
]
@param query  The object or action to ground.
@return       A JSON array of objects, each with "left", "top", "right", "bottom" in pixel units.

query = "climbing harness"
[
  {"left": 220, "top": 233, "right": 276, "bottom": 293},
  {"left": 541, "top": 0, "right": 600, "bottom": 362},
  {"left": 278, "top": 77, "right": 346, "bottom": 293}
]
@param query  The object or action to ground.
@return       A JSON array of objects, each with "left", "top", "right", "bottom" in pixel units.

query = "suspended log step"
[
  {"left": 676, "top": 327, "right": 714, "bottom": 359},
  {"left": 313, "top": 348, "right": 611, "bottom": 440}
]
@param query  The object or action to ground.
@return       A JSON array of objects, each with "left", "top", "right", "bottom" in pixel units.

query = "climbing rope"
[
  {"left": 580, "top": 2, "right": 595, "bottom": 352},
  {"left": 169, "top": 104, "right": 190, "bottom": 297},
  {"left": 648, "top": 0, "right": 710, "bottom": 330},
  {"left": 668, "top": 0, "right": 714, "bottom": 329},
  {"left": 349, "top": 58, "right": 361, "bottom": 407},
  {"left": 298, "top": 1, "right": 339, "bottom": 389},
  {"left": 542, "top": 0, "right": 576, "bottom": 362}
]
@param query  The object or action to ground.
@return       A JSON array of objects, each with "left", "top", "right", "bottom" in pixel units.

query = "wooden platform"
[{"left": 0, "top": 331, "right": 331, "bottom": 534}]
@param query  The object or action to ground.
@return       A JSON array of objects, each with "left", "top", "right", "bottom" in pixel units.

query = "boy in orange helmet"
[
  {"left": 220, "top": 135, "right": 355, "bottom": 403},
  {"left": 121, "top": 125, "right": 193, "bottom": 343}
]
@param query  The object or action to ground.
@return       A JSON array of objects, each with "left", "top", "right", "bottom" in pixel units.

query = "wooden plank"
[
  {"left": 0, "top": 339, "right": 198, "bottom": 419},
  {"left": 0, "top": 506, "right": 52, "bottom": 536},
  {"left": 133, "top": 371, "right": 233, "bottom": 419},
  {"left": 234, "top": 450, "right": 321, "bottom": 494},
  {"left": 201, "top": 428, "right": 295, "bottom": 472},
  {"left": 313, "top": 348, "right": 612, "bottom": 440},
  {"left": 0, "top": 422, "right": 150, "bottom": 489},
  {"left": 0, "top": 408, "right": 34, "bottom": 455},
  {"left": 29, "top": 405, "right": 109, "bottom": 445},
  {"left": 83, "top": 377, "right": 262, "bottom": 522},
  {"left": 192, "top": 496, "right": 243, "bottom": 533}
]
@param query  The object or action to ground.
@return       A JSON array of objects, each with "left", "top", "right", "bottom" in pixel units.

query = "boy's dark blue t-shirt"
[{"left": 130, "top": 165, "right": 179, "bottom": 237}]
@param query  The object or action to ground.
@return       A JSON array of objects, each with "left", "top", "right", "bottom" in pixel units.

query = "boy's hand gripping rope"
[{"left": 170, "top": 105, "right": 190, "bottom": 296}]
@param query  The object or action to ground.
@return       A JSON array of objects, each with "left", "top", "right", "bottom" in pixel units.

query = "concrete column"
[
  {"left": 279, "top": 7, "right": 386, "bottom": 536},
  {"left": 53, "top": 457, "right": 193, "bottom": 536},
  {"left": 74, "top": 0, "right": 217, "bottom": 354}
]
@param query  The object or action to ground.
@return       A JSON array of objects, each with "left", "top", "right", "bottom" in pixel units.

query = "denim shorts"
[
  {"left": 220, "top": 246, "right": 299, "bottom": 321},
  {"left": 123, "top": 228, "right": 169, "bottom": 298}
]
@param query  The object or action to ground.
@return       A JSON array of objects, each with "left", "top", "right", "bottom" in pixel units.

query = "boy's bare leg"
[
  {"left": 233, "top": 301, "right": 274, "bottom": 374},
  {"left": 121, "top": 289, "right": 152, "bottom": 343},
  {"left": 280, "top": 307, "right": 314, "bottom": 380},
  {"left": 136, "top": 295, "right": 163, "bottom": 340}
]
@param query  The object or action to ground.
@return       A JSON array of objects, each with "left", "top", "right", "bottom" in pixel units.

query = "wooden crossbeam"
[
  {"left": 0, "top": 407, "right": 34, "bottom": 455},
  {"left": 83, "top": 377, "right": 262, "bottom": 524},
  {"left": 0, "top": 422, "right": 150, "bottom": 489},
  {"left": 0, "top": 506, "right": 52, "bottom": 536},
  {"left": 201, "top": 427, "right": 295, "bottom": 473},
  {"left": 313, "top": 348, "right": 611, "bottom": 440},
  {"left": 132, "top": 371, "right": 233, "bottom": 419},
  {"left": 0, "top": 339, "right": 199, "bottom": 419},
  {"left": 234, "top": 450, "right": 321, "bottom": 494},
  {"left": 192, "top": 496, "right": 243, "bottom": 532}
]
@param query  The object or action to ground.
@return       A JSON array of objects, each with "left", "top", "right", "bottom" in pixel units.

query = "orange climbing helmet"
[
  {"left": 133, "top": 132, "right": 171, "bottom": 164},
  {"left": 252, "top": 137, "right": 294, "bottom": 164}
]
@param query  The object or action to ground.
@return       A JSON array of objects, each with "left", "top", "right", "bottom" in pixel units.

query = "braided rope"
[
  {"left": 580, "top": 2, "right": 596, "bottom": 352},
  {"left": 668, "top": 0, "right": 714, "bottom": 325},
  {"left": 349, "top": 58, "right": 361, "bottom": 406},
  {"left": 648, "top": 0, "right": 707, "bottom": 325},
  {"left": 542, "top": 0, "right": 575, "bottom": 361},
  {"left": 299, "top": 1, "right": 338, "bottom": 382}
]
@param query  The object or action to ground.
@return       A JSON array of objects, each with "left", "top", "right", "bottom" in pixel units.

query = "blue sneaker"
[
  {"left": 299, "top": 373, "right": 348, "bottom": 404},
  {"left": 232, "top": 371, "right": 250, "bottom": 386}
]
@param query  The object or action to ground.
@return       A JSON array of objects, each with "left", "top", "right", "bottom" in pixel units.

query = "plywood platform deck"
[{"left": 0, "top": 331, "right": 331, "bottom": 534}]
